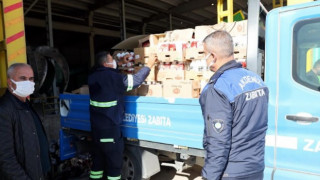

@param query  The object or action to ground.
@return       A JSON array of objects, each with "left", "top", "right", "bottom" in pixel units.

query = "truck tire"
[{"left": 122, "top": 150, "right": 142, "bottom": 180}]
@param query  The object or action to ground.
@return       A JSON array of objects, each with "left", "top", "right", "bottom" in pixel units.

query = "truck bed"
[{"left": 60, "top": 94, "right": 204, "bottom": 150}]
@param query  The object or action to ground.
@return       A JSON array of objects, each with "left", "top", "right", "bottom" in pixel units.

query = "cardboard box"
[
  {"left": 185, "top": 70, "right": 213, "bottom": 81},
  {"left": 194, "top": 25, "right": 217, "bottom": 41},
  {"left": 157, "top": 50, "right": 185, "bottom": 62},
  {"left": 194, "top": 20, "right": 247, "bottom": 41},
  {"left": 164, "top": 31, "right": 173, "bottom": 41},
  {"left": 157, "top": 51, "right": 171, "bottom": 62},
  {"left": 234, "top": 47, "right": 247, "bottom": 60},
  {"left": 185, "top": 47, "right": 205, "bottom": 60},
  {"left": 158, "top": 42, "right": 170, "bottom": 52},
  {"left": 157, "top": 69, "right": 184, "bottom": 82},
  {"left": 227, "top": 20, "right": 247, "bottom": 36},
  {"left": 185, "top": 70, "right": 203, "bottom": 81},
  {"left": 163, "top": 80, "right": 200, "bottom": 98},
  {"left": 171, "top": 28, "right": 194, "bottom": 42},
  {"left": 138, "top": 84, "right": 162, "bottom": 97},
  {"left": 157, "top": 41, "right": 186, "bottom": 62},
  {"left": 134, "top": 47, "right": 157, "bottom": 64},
  {"left": 134, "top": 65, "right": 156, "bottom": 82},
  {"left": 138, "top": 34, "right": 166, "bottom": 47}
]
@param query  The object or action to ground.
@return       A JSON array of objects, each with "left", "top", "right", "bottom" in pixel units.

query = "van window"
[{"left": 293, "top": 18, "right": 320, "bottom": 91}]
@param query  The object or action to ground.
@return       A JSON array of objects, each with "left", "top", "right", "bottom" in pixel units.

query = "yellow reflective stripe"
[
  {"left": 90, "top": 170, "right": 103, "bottom": 179},
  {"left": 100, "top": 138, "right": 114, "bottom": 143},
  {"left": 127, "top": 74, "right": 133, "bottom": 91},
  {"left": 90, "top": 174, "right": 103, "bottom": 179},
  {"left": 107, "top": 175, "right": 121, "bottom": 180},
  {"left": 90, "top": 171, "right": 103, "bottom": 175},
  {"left": 90, "top": 100, "right": 117, "bottom": 107}
]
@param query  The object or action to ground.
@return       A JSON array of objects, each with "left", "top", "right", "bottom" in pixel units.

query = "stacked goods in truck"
[
  {"left": 134, "top": 47, "right": 157, "bottom": 64},
  {"left": 157, "top": 41, "right": 188, "bottom": 62},
  {"left": 137, "top": 82, "right": 162, "bottom": 97},
  {"left": 118, "top": 20, "right": 248, "bottom": 98},
  {"left": 157, "top": 61, "right": 185, "bottom": 82},
  {"left": 194, "top": 20, "right": 247, "bottom": 41},
  {"left": 134, "top": 64, "right": 157, "bottom": 82},
  {"left": 163, "top": 80, "right": 200, "bottom": 98},
  {"left": 185, "top": 60, "right": 213, "bottom": 80},
  {"left": 115, "top": 51, "right": 138, "bottom": 95},
  {"left": 138, "top": 34, "right": 166, "bottom": 48},
  {"left": 185, "top": 41, "right": 205, "bottom": 60},
  {"left": 157, "top": 29, "right": 193, "bottom": 62},
  {"left": 119, "top": 35, "right": 166, "bottom": 96},
  {"left": 116, "top": 51, "right": 135, "bottom": 75},
  {"left": 194, "top": 20, "right": 248, "bottom": 65}
]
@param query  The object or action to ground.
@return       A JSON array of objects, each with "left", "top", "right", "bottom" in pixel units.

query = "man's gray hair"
[
  {"left": 203, "top": 30, "right": 234, "bottom": 58},
  {"left": 7, "top": 63, "right": 32, "bottom": 78}
]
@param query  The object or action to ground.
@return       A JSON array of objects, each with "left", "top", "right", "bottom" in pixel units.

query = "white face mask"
[
  {"left": 10, "top": 79, "right": 35, "bottom": 97},
  {"left": 112, "top": 59, "right": 117, "bottom": 69},
  {"left": 202, "top": 53, "right": 214, "bottom": 70},
  {"left": 208, "top": 61, "right": 215, "bottom": 68},
  {"left": 106, "top": 60, "right": 117, "bottom": 69}
]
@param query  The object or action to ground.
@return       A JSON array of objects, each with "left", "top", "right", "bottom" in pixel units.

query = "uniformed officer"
[
  {"left": 88, "top": 51, "right": 157, "bottom": 180},
  {"left": 200, "top": 31, "right": 269, "bottom": 180}
]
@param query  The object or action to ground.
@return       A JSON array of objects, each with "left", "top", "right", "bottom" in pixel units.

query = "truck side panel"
[
  {"left": 60, "top": 94, "right": 204, "bottom": 149},
  {"left": 122, "top": 96, "right": 204, "bottom": 149},
  {"left": 266, "top": 2, "right": 320, "bottom": 179}
]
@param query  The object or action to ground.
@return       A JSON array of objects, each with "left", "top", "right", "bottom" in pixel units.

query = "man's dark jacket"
[{"left": 0, "top": 91, "right": 46, "bottom": 180}]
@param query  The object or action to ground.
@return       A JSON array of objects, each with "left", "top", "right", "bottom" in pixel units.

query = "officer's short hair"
[
  {"left": 95, "top": 51, "right": 110, "bottom": 67},
  {"left": 203, "top": 30, "right": 234, "bottom": 58},
  {"left": 7, "top": 63, "right": 32, "bottom": 78}
]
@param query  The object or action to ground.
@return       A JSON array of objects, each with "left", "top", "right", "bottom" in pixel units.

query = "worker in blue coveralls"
[
  {"left": 88, "top": 51, "right": 157, "bottom": 180},
  {"left": 200, "top": 30, "right": 269, "bottom": 180}
]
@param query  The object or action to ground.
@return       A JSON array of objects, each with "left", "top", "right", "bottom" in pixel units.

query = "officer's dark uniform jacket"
[
  {"left": 0, "top": 90, "right": 47, "bottom": 180},
  {"left": 88, "top": 66, "right": 150, "bottom": 179},
  {"left": 200, "top": 60, "right": 269, "bottom": 180},
  {"left": 88, "top": 66, "right": 151, "bottom": 129}
]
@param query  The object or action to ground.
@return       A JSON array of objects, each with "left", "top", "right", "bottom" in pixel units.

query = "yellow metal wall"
[
  {"left": 287, "top": 0, "right": 314, "bottom": 6},
  {"left": 0, "top": 1, "right": 7, "bottom": 92},
  {"left": 0, "top": 0, "right": 26, "bottom": 93}
]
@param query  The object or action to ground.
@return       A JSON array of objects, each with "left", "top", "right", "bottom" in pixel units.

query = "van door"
[{"left": 265, "top": 2, "right": 320, "bottom": 180}]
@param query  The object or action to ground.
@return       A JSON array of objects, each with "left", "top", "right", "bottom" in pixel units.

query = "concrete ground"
[
  {"left": 151, "top": 165, "right": 203, "bottom": 180},
  {"left": 65, "top": 164, "right": 203, "bottom": 180}
]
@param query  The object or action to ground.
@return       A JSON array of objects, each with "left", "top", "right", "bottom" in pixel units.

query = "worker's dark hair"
[
  {"left": 314, "top": 59, "right": 320, "bottom": 68},
  {"left": 95, "top": 51, "right": 110, "bottom": 67}
]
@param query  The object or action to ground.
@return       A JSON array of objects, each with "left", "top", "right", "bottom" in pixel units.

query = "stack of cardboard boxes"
[{"left": 118, "top": 20, "right": 248, "bottom": 99}]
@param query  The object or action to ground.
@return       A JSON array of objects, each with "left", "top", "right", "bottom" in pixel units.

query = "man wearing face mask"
[
  {"left": 306, "top": 59, "right": 320, "bottom": 86},
  {"left": 200, "top": 31, "right": 269, "bottom": 180},
  {"left": 88, "top": 51, "right": 157, "bottom": 180},
  {"left": 0, "top": 63, "right": 51, "bottom": 179}
]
